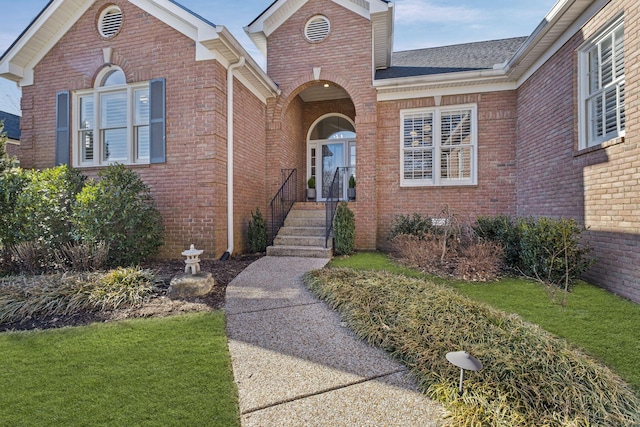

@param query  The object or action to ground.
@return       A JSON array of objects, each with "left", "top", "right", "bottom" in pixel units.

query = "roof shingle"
[
  {"left": 0, "top": 111, "right": 20, "bottom": 140},
  {"left": 375, "top": 36, "right": 528, "bottom": 80}
]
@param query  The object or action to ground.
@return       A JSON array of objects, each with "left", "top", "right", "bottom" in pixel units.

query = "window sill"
[
  {"left": 400, "top": 182, "right": 478, "bottom": 188},
  {"left": 575, "top": 136, "right": 624, "bottom": 157},
  {"left": 74, "top": 163, "right": 151, "bottom": 171}
]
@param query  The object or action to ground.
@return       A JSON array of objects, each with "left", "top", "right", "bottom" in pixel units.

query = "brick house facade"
[{"left": 1, "top": 0, "right": 638, "bottom": 301}]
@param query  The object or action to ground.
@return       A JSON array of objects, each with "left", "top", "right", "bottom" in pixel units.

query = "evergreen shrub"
[
  {"left": 333, "top": 202, "right": 355, "bottom": 255},
  {"left": 247, "top": 208, "right": 268, "bottom": 253}
]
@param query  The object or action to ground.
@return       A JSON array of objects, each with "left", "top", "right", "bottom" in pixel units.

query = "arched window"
[
  {"left": 73, "top": 67, "right": 163, "bottom": 166},
  {"left": 310, "top": 115, "right": 355, "bottom": 140}
]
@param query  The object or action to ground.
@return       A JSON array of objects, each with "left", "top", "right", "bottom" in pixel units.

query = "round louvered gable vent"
[
  {"left": 99, "top": 6, "right": 123, "bottom": 38},
  {"left": 305, "top": 16, "right": 330, "bottom": 42}
]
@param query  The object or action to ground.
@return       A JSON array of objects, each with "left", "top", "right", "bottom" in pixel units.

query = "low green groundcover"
[
  {"left": 305, "top": 268, "right": 640, "bottom": 427},
  {"left": 0, "top": 313, "right": 239, "bottom": 426}
]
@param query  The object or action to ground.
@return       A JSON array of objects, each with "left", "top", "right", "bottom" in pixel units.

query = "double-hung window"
[
  {"left": 400, "top": 104, "right": 477, "bottom": 186},
  {"left": 579, "top": 17, "right": 625, "bottom": 148},
  {"left": 74, "top": 68, "right": 153, "bottom": 166}
]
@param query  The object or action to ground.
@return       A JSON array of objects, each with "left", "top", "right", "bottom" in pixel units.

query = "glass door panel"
[{"left": 321, "top": 142, "right": 345, "bottom": 199}]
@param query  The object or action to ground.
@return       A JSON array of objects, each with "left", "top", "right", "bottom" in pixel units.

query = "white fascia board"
[
  {"left": 333, "top": 0, "right": 371, "bottom": 19},
  {"left": 1, "top": 0, "right": 91, "bottom": 86},
  {"left": 130, "top": 0, "right": 221, "bottom": 60},
  {"left": 374, "top": 70, "right": 516, "bottom": 101},
  {"left": 376, "top": 81, "right": 517, "bottom": 102},
  {"left": 214, "top": 26, "right": 279, "bottom": 101},
  {"left": 374, "top": 68, "right": 507, "bottom": 89},
  {"left": 515, "top": 0, "right": 608, "bottom": 87},
  {"left": 370, "top": 0, "right": 393, "bottom": 14}
]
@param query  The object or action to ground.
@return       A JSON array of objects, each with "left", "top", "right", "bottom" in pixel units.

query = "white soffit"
[
  {"left": 0, "top": 0, "right": 91, "bottom": 85},
  {"left": 245, "top": 0, "right": 386, "bottom": 57},
  {"left": 506, "top": 0, "right": 600, "bottom": 84}
]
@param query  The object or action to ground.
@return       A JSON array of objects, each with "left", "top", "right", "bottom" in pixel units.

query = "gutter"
[{"left": 220, "top": 56, "right": 245, "bottom": 261}]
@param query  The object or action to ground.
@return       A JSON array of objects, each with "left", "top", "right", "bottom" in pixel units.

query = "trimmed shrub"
[
  {"left": 475, "top": 215, "right": 593, "bottom": 290},
  {"left": 389, "top": 213, "right": 434, "bottom": 239},
  {"left": 518, "top": 217, "right": 593, "bottom": 290},
  {"left": 0, "top": 168, "right": 28, "bottom": 250},
  {"left": 73, "top": 164, "right": 163, "bottom": 268},
  {"left": 474, "top": 215, "right": 520, "bottom": 268},
  {"left": 247, "top": 208, "right": 268, "bottom": 253},
  {"left": 5, "top": 166, "right": 86, "bottom": 273},
  {"left": 333, "top": 202, "right": 355, "bottom": 255},
  {"left": 305, "top": 268, "right": 640, "bottom": 426}
]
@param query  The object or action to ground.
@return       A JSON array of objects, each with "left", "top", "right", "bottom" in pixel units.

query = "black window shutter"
[
  {"left": 55, "top": 91, "right": 70, "bottom": 165},
  {"left": 149, "top": 78, "right": 166, "bottom": 164}
]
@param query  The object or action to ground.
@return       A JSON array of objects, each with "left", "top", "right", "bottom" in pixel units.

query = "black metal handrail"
[
  {"left": 324, "top": 167, "right": 351, "bottom": 248},
  {"left": 270, "top": 169, "right": 297, "bottom": 246}
]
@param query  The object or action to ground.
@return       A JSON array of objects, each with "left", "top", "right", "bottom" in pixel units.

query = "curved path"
[{"left": 225, "top": 256, "right": 445, "bottom": 426}]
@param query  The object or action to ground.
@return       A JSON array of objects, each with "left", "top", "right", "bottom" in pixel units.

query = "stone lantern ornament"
[
  {"left": 182, "top": 244, "right": 203, "bottom": 275},
  {"left": 446, "top": 351, "right": 483, "bottom": 395},
  {"left": 168, "top": 244, "right": 214, "bottom": 300}
]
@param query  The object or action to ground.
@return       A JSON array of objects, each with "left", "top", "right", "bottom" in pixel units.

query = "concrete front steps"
[{"left": 266, "top": 202, "right": 332, "bottom": 258}]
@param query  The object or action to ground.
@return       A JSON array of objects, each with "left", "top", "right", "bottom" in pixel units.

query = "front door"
[
  {"left": 307, "top": 114, "right": 356, "bottom": 201},
  {"left": 313, "top": 139, "right": 355, "bottom": 201}
]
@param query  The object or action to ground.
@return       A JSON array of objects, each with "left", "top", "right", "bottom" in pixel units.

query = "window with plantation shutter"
[
  {"left": 305, "top": 16, "right": 330, "bottom": 42},
  {"left": 400, "top": 105, "right": 477, "bottom": 186},
  {"left": 579, "top": 17, "right": 625, "bottom": 148},
  {"left": 73, "top": 67, "right": 164, "bottom": 166}
]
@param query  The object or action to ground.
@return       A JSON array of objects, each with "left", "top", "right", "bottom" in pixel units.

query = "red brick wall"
[
  {"left": 6, "top": 141, "right": 19, "bottom": 159},
  {"left": 18, "top": 0, "right": 266, "bottom": 260},
  {"left": 517, "top": 0, "right": 640, "bottom": 301},
  {"left": 265, "top": 0, "right": 379, "bottom": 249},
  {"left": 233, "top": 78, "right": 268, "bottom": 253},
  {"left": 376, "top": 92, "right": 518, "bottom": 247}
]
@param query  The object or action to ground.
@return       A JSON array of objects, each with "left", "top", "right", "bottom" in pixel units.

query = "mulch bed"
[{"left": 0, "top": 254, "right": 262, "bottom": 333}]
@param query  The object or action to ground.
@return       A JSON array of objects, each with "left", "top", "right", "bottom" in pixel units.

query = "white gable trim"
[
  {"left": 0, "top": 0, "right": 278, "bottom": 100},
  {"left": 246, "top": 0, "right": 391, "bottom": 58},
  {"left": 0, "top": 0, "right": 92, "bottom": 86},
  {"left": 513, "top": 0, "right": 609, "bottom": 87}
]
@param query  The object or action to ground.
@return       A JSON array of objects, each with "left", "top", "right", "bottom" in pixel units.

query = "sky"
[{"left": 0, "top": 0, "right": 558, "bottom": 116}]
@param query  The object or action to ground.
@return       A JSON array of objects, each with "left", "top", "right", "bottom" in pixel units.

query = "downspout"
[{"left": 220, "top": 56, "right": 245, "bottom": 261}]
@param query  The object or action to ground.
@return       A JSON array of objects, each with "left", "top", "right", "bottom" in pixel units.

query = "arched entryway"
[{"left": 307, "top": 113, "right": 356, "bottom": 201}]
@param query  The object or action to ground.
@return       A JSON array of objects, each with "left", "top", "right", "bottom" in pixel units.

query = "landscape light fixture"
[{"left": 446, "top": 351, "right": 483, "bottom": 395}]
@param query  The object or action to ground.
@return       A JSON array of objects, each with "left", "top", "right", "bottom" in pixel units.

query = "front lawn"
[{"left": 0, "top": 312, "right": 239, "bottom": 427}]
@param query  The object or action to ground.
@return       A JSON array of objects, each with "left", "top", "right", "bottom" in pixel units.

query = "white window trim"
[
  {"left": 72, "top": 73, "right": 149, "bottom": 167},
  {"left": 400, "top": 104, "right": 477, "bottom": 187},
  {"left": 578, "top": 16, "right": 625, "bottom": 150}
]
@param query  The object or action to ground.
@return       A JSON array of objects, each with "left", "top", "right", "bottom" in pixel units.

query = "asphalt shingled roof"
[
  {"left": 0, "top": 111, "right": 20, "bottom": 140},
  {"left": 375, "top": 36, "right": 529, "bottom": 80}
]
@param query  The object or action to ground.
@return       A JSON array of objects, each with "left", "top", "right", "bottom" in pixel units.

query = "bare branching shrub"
[
  {"left": 55, "top": 241, "right": 109, "bottom": 272},
  {"left": 390, "top": 207, "right": 503, "bottom": 281},
  {"left": 390, "top": 234, "right": 442, "bottom": 274},
  {"left": 454, "top": 240, "right": 504, "bottom": 282},
  {"left": 11, "top": 241, "right": 54, "bottom": 274}
]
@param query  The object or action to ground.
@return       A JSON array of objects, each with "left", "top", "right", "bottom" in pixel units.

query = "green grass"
[
  {"left": 329, "top": 252, "right": 640, "bottom": 392},
  {"left": 0, "top": 312, "right": 239, "bottom": 427}
]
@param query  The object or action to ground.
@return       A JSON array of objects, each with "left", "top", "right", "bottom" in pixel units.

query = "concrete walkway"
[{"left": 225, "top": 256, "right": 446, "bottom": 426}]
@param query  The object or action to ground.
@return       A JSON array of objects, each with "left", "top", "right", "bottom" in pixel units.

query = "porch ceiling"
[{"left": 298, "top": 84, "right": 350, "bottom": 102}]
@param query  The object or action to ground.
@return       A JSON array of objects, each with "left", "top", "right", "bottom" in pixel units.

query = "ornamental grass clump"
[
  {"left": 0, "top": 267, "right": 156, "bottom": 324},
  {"left": 305, "top": 268, "right": 640, "bottom": 427}
]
